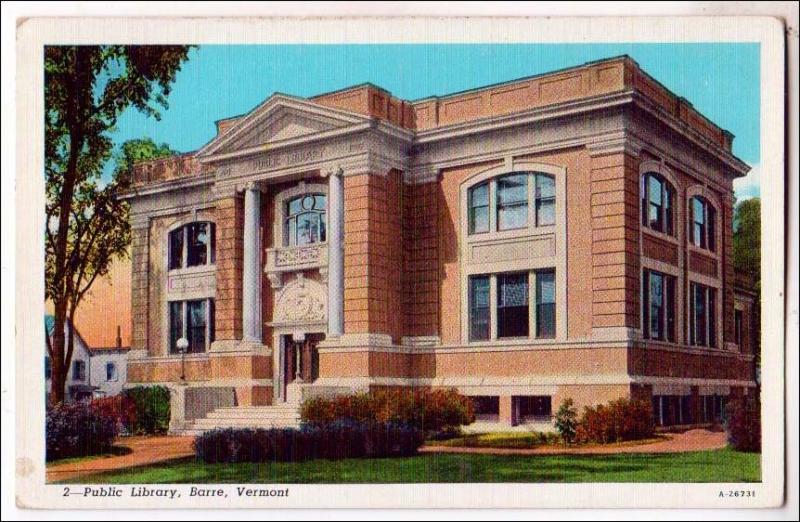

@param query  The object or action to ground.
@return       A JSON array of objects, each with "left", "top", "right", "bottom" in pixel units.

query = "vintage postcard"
[{"left": 12, "top": 13, "right": 790, "bottom": 511}]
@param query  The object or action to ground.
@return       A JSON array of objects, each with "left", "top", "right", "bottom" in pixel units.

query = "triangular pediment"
[{"left": 197, "top": 94, "right": 371, "bottom": 158}]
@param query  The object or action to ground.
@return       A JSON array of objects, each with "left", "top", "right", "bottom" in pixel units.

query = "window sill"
[
  {"left": 687, "top": 244, "right": 719, "bottom": 260},
  {"left": 642, "top": 228, "right": 679, "bottom": 246},
  {"left": 466, "top": 225, "right": 555, "bottom": 244},
  {"left": 168, "top": 264, "right": 216, "bottom": 276}
]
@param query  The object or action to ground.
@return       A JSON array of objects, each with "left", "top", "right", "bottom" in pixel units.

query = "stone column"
[
  {"left": 327, "top": 167, "right": 345, "bottom": 337},
  {"left": 242, "top": 182, "right": 262, "bottom": 342}
]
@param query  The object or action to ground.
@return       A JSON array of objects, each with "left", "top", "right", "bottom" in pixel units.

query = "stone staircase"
[{"left": 183, "top": 403, "right": 302, "bottom": 435}]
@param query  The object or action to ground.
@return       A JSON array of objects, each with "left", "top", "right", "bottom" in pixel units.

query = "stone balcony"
[{"left": 264, "top": 243, "right": 329, "bottom": 288}]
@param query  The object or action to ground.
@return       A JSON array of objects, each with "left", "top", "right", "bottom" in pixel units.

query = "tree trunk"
[{"left": 49, "top": 301, "right": 67, "bottom": 405}]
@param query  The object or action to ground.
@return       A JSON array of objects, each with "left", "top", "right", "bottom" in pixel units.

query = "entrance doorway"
[{"left": 281, "top": 333, "right": 322, "bottom": 401}]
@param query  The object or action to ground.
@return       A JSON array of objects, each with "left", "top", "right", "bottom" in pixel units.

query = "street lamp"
[{"left": 176, "top": 337, "right": 189, "bottom": 383}]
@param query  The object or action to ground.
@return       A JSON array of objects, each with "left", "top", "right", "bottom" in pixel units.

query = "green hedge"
[
  {"left": 122, "top": 385, "right": 171, "bottom": 434},
  {"left": 194, "top": 421, "right": 424, "bottom": 463}
]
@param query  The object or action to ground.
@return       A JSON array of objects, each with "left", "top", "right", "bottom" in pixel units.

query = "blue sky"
[{"left": 107, "top": 43, "right": 761, "bottom": 199}]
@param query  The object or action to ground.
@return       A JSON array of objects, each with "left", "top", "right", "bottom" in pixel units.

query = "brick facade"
[{"left": 123, "top": 55, "right": 755, "bottom": 429}]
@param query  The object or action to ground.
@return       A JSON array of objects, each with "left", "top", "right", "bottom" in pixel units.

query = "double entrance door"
[{"left": 280, "top": 333, "right": 321, "bottom": 401}]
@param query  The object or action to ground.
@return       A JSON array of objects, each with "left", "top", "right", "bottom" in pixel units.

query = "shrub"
[
  {"left": 300, "top": 388, "right": 475, "bottom": 434},
  {"left": 122, "top": 386, "right": 170, "bottom": 434},
  {"left": 575, "top": 398, "right": 655, "bottom": 444},
  {"left": 726, "top": 393, "right": 761, "bottom": 452},
  {"left": 90, "top": 395, "right": 137, "bottom": 435},
  {"left": 193, "top": 421, "right": 424, "bottom": 463},
  {"left": 46, "top": 402, "right": 118, "bottom": 461},
  {"left": 554, "top": 398, "right": 578, "bottom": 443}
]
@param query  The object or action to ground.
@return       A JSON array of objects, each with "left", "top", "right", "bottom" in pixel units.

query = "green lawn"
[{"left": 58, "top": 448, "right": 760, "bottom": 484}]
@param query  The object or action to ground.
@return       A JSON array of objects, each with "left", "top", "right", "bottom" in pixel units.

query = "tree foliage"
[
  {"left": 45, "top": 45, "right": 193, "bottom": 404},
  {"left": 733, "top": 197, "right": 761, "bottom": 288}
]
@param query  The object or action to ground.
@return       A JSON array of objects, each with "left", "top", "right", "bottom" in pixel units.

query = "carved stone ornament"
[
  {"left": 275, "top": 244, "right": 324, "bottom": 267},
  {"left": 273, "top": 273, "right": 327, "bottom": 324}
]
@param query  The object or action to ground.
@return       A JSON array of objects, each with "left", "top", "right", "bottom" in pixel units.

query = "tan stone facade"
[{"left": 123, "top": 56, "right": 755, "bottom": 431}]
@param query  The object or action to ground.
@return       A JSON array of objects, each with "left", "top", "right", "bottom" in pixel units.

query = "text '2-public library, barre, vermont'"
[{"left": 122, "top": 55, "right": 757, "bottom": 433}]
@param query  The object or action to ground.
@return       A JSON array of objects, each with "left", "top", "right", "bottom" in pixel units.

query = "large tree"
[
  {"left": 733, "top": 197, "right": 761, "bottom": 377},
  {"left": 45, "top": 46, "right": 192, "bottom": 404}
]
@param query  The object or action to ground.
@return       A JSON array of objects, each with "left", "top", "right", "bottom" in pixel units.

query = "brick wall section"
[
  {"left": 590, "top": 151, "right": 641, "bottom": 329},
  {"left": 384, "top": 170, "right": 405, "bottom": 342},
  {"left": 130, "top": 226, "right": 149, "bottom": 351},
  {"left": 215, "top": 196, "right": 244, "bottom": 340},
  {"left": 402, "top": 181, "right": 440, "bottom": 337},
  {"left": 343, "top": 174, "right": 388, "bottom": 334},
  {"left": 722, "top": 199, "right": 735, "bottom": 343}
]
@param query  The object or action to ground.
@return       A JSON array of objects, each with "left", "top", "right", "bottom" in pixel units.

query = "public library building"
[{"left": 123, "top": 56, "right": 757, "bottom": 432}]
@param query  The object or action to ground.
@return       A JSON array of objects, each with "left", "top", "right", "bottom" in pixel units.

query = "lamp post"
[{"left": 176, "top": 337, "right": 189, "bottom": 384}]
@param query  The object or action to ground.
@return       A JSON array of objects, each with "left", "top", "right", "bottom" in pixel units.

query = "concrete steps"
[{"left": 185, "top": 403, "right": 303, "bottom": 433}]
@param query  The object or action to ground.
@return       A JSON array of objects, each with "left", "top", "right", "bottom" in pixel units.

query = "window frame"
[
  {"left": 641, "top": 172, "right": 676, "bottom": 236},
  {"left": 168, "top": 298, "right": 216, "bottom": 354},
  {"left": 72, "top": 360, "right": 86, "bottom": 381},
  {"left": 105, "top": 362, "right": 118, "bottom": 382},
  {"left": 467, "top": 181, "right": 490, "bottom": 235},
  {"left": 689, "top": 196, "right": 717, "bottom": 253},
  {"left": 284, "top": 193, "right": 327, "bottom": 247},
  {"left": 496, "top": 272, "right": 530, "bottom": 338},
  {"left": 689, "top": 282, "right": 718, "bottom": 348},
  {"left": 735, "top": 309, "right": 744, "bottom": 347},
  {"left": 468, "top": 275, "right": 491, "bottom": 341},
  {"left": 495, "top": 173, "right": 529, "bottom": 231},
  {"left": 467, "top": 270, "right": 556, "bottom": 343},
  {"left": 465, "top": 171, "right": 556, "bottom": 236},
  {"left": 168, "top": 221, "right": 216, "bottom": 271},
  {"left": 642, "top": 268, "right": 676, "bottom": 342}
]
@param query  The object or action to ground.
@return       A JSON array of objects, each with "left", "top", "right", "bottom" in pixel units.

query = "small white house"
[
  {"left": 45, "top": 316, "right": 130, "bottom": 402},
  {"left": 87, "top": 345, "right": 129, "bottom": 398}
]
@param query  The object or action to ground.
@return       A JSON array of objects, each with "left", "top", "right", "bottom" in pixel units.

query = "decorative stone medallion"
[{"left": 273, "top": 273, "right": 327, "bottom": 324}]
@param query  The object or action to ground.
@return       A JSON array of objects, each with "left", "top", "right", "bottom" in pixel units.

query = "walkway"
[
  {"left": 46, "top": 435, "right": 195, "bottom": 483},
  {"left": 421, "top": 428, "right": 727, "bottom": 456}
]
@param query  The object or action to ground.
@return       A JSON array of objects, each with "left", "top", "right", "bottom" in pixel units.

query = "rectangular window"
[
  {"left": 472, "top": 396, "right": 500, "bottom": 420},
  {"left": 187, "top": 222, "right": 210, "bottom": 267},
  {"left": 535, "top": 174, "right": 555, "bottom": 226},
  {"left": 170, "top": 299, "right": 215, "bottom": 354},
  {"left": 692, "top": 198, "right": 706, "bottom": 248},
  {"left": 536, "top": 270, "right": 556, "bottom": 338},
  {"left": 517, "top": 396, "right": 552, "bottom": 422},
  {"left": 186, "top": 299, "right": 208, "bottom": 353},
  {"left": 643, "top": 269, "right": 676, "bottom": 342},
  {"left": 169, "top": 301, "right": 183, "bottom": 354},
  {"left": 168, "top": 228, "right": 184, "bottom": 270},
  {"left": 72, "top": 360, "right": 85, "bottom": 381},
  {"left": 707, "top": 205, "right": 716, "bottom": 252},
  {"left": 648, "top": 175, "right": 663, "bottom": 231},
  {"left": 468, "top": 182, "right": 489, "bottom": 234},
  {"left": 690, "top": 282, "right": 717, "bottom": 347},
  {"left": 664, "top": 187, "right": 674, "bottom": 235},
  {"left": 496, "top": 174, "right": 528, "bottom": 230},
  {"left": 708, "top": 288, "right": 717, "bottom": 348},
  {"left": 735, "top": 309, "right": 743, "bottom": 346},
  {"left": 468, "top": 276, "right": 490, "bottom": 341},
  {"left": 106, "top": 362, "right": 117, "bottom": 381},
  {"left": 497, "top": 272, "right": 529, "bottom": 338}
]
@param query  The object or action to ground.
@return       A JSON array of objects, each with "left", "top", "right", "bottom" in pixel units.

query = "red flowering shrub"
[
  {"left": 300, "top": 388, "right": 475, "bottom": 434},
  {"left": 47, "top": 402, "right": 118, "bottom": 461},
  {"left": 575, "top": 398, "right": 655, "bottom": 443},
  {"left": 726, "top": 393, "right": 761, "bottom": 452},
  {"left": 91, "top": 395, "right": 137, "bottom": 434}
]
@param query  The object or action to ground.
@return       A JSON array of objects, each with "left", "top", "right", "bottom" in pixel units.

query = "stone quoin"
[{"left": 121, "top": 55, "right": 757, "bottom": 432}]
